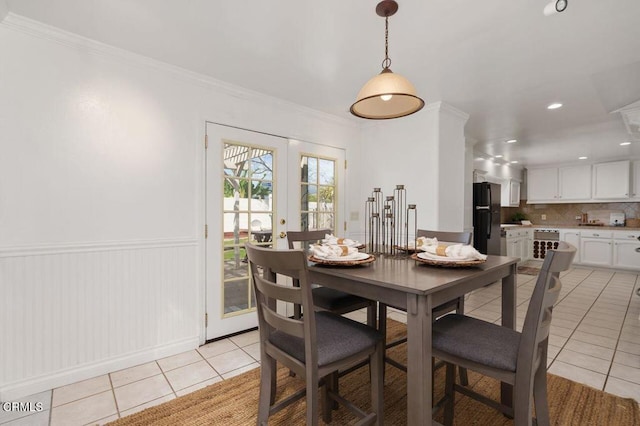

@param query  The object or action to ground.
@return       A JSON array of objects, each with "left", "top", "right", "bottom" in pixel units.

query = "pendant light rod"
[{"left": 379, "top": 0, "right": 396, "bottom": 70}]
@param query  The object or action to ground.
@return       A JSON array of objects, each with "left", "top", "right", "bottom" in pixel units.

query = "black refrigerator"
[{"left": 473, "top": 182, "right": 502, "bottom": 255}]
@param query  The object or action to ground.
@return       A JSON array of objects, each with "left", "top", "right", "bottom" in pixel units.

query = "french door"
[
  {"left": 286, "top": 139, "right": 346, "bottom": 236},
  {"left": 204, "top": 124, "right": 346, "bottom": 340},
  {"left": 205, "top": 123, "right": 288, "bottom": 340}
]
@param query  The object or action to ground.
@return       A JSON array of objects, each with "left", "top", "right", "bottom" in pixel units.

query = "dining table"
[{"left": 308, "top": 253, "right": 519, "bottom": 426}]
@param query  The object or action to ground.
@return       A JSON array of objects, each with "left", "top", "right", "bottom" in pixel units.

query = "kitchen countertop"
[{"left": 501, "top": 224, "right": 640, "bottom": 231}]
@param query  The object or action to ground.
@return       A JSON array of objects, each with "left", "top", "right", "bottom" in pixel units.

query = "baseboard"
[{"left": 0, "top": 336, "right": 199, "bottom": 401}]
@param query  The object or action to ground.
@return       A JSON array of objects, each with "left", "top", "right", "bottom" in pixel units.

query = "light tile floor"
[{"left": 2, "top": 263, "right": 639, "bottom": 425}]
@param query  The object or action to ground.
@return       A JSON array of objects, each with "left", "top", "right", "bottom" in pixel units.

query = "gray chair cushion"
[
  {"left": 432, "top": 314, "right": 521, "bottom": 372},
  {"left": 312, "top": 287, "right": 368, "bottom": 311},
  {"left": 269, "top": 311, "right": 382, "bottom": 367}
]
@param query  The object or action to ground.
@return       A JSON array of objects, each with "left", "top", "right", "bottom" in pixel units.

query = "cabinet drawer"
[
  {"left": 580, "top": 230, "right": 612, "bottom": 239},
  {"left": 614, "top": 231, "right": 640, "bottom": 241}
]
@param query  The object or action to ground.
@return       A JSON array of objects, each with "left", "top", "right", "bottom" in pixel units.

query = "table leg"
[
  {"left": 501, "top": 264, "right": 517, "bottom": 408},
  {"left": 406, "top": 293, "right": 432, "bottom": 425}
]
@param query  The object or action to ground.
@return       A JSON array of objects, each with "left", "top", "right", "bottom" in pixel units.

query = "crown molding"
[
  {"left": 423, "top": 101, "right": 470, "bottom": 123},
  {"left": 0, "top": 13, "right": 357, "bottom": 128}
]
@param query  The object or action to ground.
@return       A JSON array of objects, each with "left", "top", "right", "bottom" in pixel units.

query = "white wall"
[
  {"left": 358, "top": 102, "right": 468, "bottom": 235},
  {"left": 0, "top": 14, "right": 360, "bottom": 399}
]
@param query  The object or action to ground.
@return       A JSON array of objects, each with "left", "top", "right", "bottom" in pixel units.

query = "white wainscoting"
[{"left": 0, "top": 238, "right": 199, "bottom": 400}]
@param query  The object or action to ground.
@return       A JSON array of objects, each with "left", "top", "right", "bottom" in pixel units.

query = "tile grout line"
[
  {"left": 548, "top": 271, "right": 625, "bottom": 387},
  {"left": 48, "top": 389, "right": 53, "bottom": 426},
  {"left": 108, "top": 371, "right": 121, "bottom": 421},
  {"left": 156, "top": 360, "right": 179, "bottom": 401},
  {"left": 602, "top": 273, "right": 640, "bottom": 391}
]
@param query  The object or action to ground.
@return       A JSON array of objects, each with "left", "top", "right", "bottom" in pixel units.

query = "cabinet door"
[
  {"left": 500, "top": 180, "right": 510, "bottom": 207},
  {"left": 527, "top": 168, "right": 558, "bottom": 202},
  {"left": 613, "top": 240, "right": 640, "bottom": 270},
  {"left": 580, "top": 238, "right": 612, "bottom": 266},
  {"left": 506, "top": 237, "right": 521, "bottom": 259},
  {"left": 559, "top": 165, "right": 591, "bottom": 200},
  {"left": 593, "top": 161, "right": 630, "bottom": 199},
  {"left": 632, "top": 161, "right": 640, "bottom": 199},
  {"left": 510, "top": 181, "right": 520, "bottom": 206},
  {"left": 519, "top": 237, "right": 529, "bottom": 261},
  {"left": 561, "top": 231, "right": 581, "bottom": 264}
]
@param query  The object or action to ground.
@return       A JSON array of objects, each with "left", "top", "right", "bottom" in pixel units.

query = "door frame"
[
  {"left": 204, "top": 122, "right": 289, "bottom": 340},
  {"left": 201, "top": 122, "right": 348, "bottom": 343}
]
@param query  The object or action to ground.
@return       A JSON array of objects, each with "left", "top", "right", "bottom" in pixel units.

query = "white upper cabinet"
[
  {"left": 527, "top": 168, "right": 558, "bottom": 202},
  {"left": 558, "top": 165, "right": 592, "bottom": 200},
  {"left": 593, "top": 160, "right": 630, "bottom": 199},
  {"left": 510, "top": 180, "right": 521, "bottom": 206},
  {"left": 500, "top": 179, "right": 521, "bottom": 207},
  {"left": 632, "top": 160, "right": 640, "bottom": 199},
  {"left": 527, "top": 165, "right": 591, "bottom": 202}
]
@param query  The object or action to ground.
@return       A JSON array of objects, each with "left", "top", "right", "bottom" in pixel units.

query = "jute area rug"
[
  {"left": 517, "top": 266, "right": 541, "bottom": 276},
  {"left": 109, "top": 320, "right": 639, "bottom": 425}
]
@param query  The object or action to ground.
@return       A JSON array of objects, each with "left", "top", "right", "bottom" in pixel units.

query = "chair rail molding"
[{"left": 0, "top": 237, "right": 199, "bottom": 401}]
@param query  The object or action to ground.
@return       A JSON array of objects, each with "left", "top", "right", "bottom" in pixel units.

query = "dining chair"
[
  {"left": 432, "top": 241, "right": 576, "bottom": 426},
  {"left": 245, "top": 243, "right": 384, "bottom": 426},
  {"left": 287, "top": 229, "right": 377, "bottom": 328},
  {"left": 379, "top": 229, "right": 472, "bottom": 384}
]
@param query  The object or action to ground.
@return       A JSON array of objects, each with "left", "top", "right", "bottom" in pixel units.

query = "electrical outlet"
[{"left": 541, "top": 214, "right": 547, "bottom": 220}]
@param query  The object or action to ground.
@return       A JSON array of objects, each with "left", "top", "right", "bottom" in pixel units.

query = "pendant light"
[{"left": 350, "top": 0, "right": 424, "bottom": 120}]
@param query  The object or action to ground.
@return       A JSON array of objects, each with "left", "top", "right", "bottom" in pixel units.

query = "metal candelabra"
[{"left": 364, "top": 185, "right": 417, "bottom": 256}]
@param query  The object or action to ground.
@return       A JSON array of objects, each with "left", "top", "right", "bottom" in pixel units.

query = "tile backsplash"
[{"left": 501, "top": 201, "right": 640, "bottom": 226}]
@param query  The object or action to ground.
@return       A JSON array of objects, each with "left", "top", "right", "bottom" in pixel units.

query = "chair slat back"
[
  {"left": 245, "top": 243, "right": 317, "bottom": 344},
  {"left": 416, "top": 229, "right": 472, "bottom": 245},
  {"left": 517, "top": 242, "right": 576, "bottom": 383},
  {"left": 287, "top": 229, "right": 333, "bottom": 250}
]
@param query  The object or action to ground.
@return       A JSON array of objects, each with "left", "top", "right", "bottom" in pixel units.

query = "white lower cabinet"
[
  {"left": 580, "top": 237, "right": 613, "bottom": 266},
  {"left": 560, "top": 230, "right": 581, "bottom": 264},
  {"left": 613, "top": 241, "right": 640, "bottom": 269},
  {"left": 580, "top": 230, "right": 613, "bottom": 266},
  {"left": 613, "top": 231, "right": 640, "bottom": 269},
  {"left": 555, "top": 229, "right": 639, "bottom": 270},
  {"left": 505, "top": 228, "right": 532, "bottom": 261}
]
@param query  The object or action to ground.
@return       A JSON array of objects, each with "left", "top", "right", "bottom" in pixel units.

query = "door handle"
[
  {"left": 635, "top": 247, "right": 640, "bottom": 253},
  {"left": 279, "top": 231, "right": 287, "bottom": 239}
]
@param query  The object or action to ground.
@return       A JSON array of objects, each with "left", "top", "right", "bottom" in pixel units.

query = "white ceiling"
[{"left": 5, "top": 0, "right": 640, "bottom": 167}]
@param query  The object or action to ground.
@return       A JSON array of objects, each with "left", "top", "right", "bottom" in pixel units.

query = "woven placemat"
[{"left": 411, "top": 253, "right": 485, "bottom": 268}]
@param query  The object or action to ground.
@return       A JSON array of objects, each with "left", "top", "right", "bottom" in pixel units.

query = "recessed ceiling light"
[
  {"left": 547, "top": 103, "right": 563, "bottom": 110},
  {"left": 506, "top": 139, "right": 517, "bottom": 144},
  {"left": 578, "top": 156, "right": 588, "bottom": 160},
  {"left": 510, "top": 160, "right": 519, "bottom": 164},
  {"left": 475, "top": 157, "right": 484, "bottom": 160},
  {"left": 620, "top": 142, "right": 631, "bottom": 146},
  {"left": 495, "top": 155, "right": 503, "bottom": 158}
]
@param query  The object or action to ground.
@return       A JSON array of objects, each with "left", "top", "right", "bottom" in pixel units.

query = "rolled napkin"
[
  {"left": 407, "top": 236, "right": 438, "bottom": 249},
  {"left": 422, "top": 243, "right": 487, "bottom": 261},
  {"left": 311, "top": 244, "right": 359, "bottom": 259},
  {"left": 322, "top": 234, "right": 362, "bottom": 248}
]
